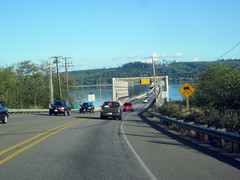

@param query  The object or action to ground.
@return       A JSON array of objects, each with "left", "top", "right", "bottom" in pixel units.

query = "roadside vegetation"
[
  {"left": 0, "top": 60, "right": 77, "bottom": 109},
  {"left": 69, "top": 59, "right": 240, "bottom": 85},
  {"left": 153, "top": 63, "right": 240, "bottom": 134}
]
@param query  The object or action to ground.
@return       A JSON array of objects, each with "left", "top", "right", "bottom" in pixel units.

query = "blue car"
[{"left": 0, "top": 102, "right": 9, "bottom": 124}]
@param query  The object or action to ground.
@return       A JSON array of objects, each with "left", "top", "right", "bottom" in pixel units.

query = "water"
[
  {"left": 169, "top": 83, "right": 184, "bottom": 101},
  {"left": 70, "top": 84, "right": 183, "bottom": 108}
]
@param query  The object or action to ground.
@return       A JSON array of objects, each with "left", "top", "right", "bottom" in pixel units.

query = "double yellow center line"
[{"left": 0, "top": 119, "right": 87, "bottom": 165}]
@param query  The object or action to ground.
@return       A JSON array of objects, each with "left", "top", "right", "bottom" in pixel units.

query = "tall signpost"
[{"left": 179, "top": 82, "right": 195, "bottom": 109}]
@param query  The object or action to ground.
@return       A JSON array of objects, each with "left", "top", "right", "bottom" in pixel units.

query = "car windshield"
[
  {"left": 54, "top": 101, "right": 65, "bottom": 106},
  {"left": 83, "top": 103, "right": 90, "bottom": 106}
]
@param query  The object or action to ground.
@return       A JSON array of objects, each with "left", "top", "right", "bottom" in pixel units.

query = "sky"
[{"left": 1, "top": 0, "right": 240, "bottom": 71}]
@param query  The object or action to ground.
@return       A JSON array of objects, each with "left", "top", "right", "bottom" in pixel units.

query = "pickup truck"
[
  {"left": 100, "top": 101, "right": 122, "bottom": 120},
  {"left": 0, "top": 102, "right": 9, "bottom": 124}
]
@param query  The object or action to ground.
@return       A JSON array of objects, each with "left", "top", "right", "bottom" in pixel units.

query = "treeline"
[
  {"left": 0, "top": 61, "right": 76, "bottom": 109},
  {"left": 158, "top": 62, "right": 240, "bottom": 133},
  {"left": 69, "top": 59, "right": 240, "bottom": 85}
]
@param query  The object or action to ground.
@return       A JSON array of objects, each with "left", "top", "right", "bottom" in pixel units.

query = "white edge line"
[{"left": 121, "top": 115, "right": 158, "bottom": 180}]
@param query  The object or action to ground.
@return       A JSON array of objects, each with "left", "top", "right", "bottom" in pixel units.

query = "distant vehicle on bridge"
[
  {"left": 123, "top": 102, "right": 134, "bottom": 112},
  {"left": 143, "top": 98, "right": 148, "bottom": 103}
]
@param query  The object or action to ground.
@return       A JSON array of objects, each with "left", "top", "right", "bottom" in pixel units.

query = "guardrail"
[{"left": 148, "top": 110, "right": 240, "bottom": 145}]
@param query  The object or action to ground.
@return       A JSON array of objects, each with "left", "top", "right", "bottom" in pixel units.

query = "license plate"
[{"left": 107, "top": 113, "right": 112, "bottom": 115}]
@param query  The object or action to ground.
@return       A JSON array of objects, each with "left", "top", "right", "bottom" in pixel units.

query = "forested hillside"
[{"left": 69, "top": 59, "right": 240, "bottom": 85}]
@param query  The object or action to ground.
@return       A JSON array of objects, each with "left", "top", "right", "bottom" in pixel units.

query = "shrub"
[
  {"left": 184, "top": 108, "right": 205, "bottom": 124},
  {"left": 158, "top": 102, "right": 185, "bottom": 118},
  {"left": 220, "top": 109, "right": 240, "bottom": 132}
]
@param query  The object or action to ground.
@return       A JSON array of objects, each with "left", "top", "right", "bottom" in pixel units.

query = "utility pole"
[
  {"left": 51, "top": 56, "right": 63, "bottom": 100},
  {"left": 61, "top": 57, "right": 73, "bottom": 102},
  {"left": 152, "top": 56, "right": 158, "bottom": 109},
  {"left": 49, "top": 59, "right": 54, "bottom": 105},
  {"left": 99, "top": 77, "right": 102, "bottom": 107}
]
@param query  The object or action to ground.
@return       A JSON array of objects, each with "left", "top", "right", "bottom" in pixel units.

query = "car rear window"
[
  {"left": 124, "top": 103, "right": 132, "bottom": 106},
  {"left": 103, "top": 102, "right": 120, "bottom": 108}
]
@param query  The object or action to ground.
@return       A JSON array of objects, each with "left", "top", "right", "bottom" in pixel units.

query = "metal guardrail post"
[{"left": 147, "top": 110, "right": 240, "bottom": 145}]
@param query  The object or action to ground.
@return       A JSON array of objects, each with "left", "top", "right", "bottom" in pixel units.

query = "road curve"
[{"left": 0, "top": 99, "right": 239, "bottom": 180}]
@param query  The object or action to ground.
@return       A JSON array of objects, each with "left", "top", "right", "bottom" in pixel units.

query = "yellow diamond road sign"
[{"left": 179, "top": 82, "right": 195, "bottom": 98}]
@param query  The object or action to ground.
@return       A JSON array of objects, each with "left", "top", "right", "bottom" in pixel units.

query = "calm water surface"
[{"left": 70, "top": 83, "right": 183, "bottom": 108}]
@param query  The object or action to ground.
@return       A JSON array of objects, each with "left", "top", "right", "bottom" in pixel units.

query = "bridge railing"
[{"left": 148, "top": 110, "right": 240, "bottom": 152}]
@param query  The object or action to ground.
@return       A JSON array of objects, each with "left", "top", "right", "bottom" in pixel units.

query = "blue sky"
[{"left": 1, "top": 0, "right": 240, "bottom": 71}]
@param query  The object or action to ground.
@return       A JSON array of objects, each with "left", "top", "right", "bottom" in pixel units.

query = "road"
[{"left": 0, "top": 99, "right": 239, "bottom": 180}]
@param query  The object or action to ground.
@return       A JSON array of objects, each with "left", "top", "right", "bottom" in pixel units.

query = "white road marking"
[{"left": 120, "top": 115, "right": 158, "bottom": 180}]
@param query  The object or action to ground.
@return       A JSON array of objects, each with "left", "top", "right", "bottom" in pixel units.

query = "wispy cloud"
[
  {"left": 137, "top": 58, "right": 158, "bottom": 63},
  {"left": 80, "top": 65, "right": 88, "bottom": 70},
  {"left": 158, "top": 52, "right": 183, "bottom": 57},
  {"left": 189, "top": 57, "right": 200, "bottom": 62}
]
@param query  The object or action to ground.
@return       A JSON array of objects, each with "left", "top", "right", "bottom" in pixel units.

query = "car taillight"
[
  {"left": 101, "top": 109, "right": 103, "bottom": 112},
  {"left": 118, "top": 109, "right": 121, "bottom": 113}
]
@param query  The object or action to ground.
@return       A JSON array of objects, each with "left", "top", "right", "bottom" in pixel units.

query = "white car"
[{"left": 143, "top": 98, "right": 148, "bottom": 103}]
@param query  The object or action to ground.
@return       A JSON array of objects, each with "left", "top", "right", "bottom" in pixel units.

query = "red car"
[{"left": 123, "top": 102, "right": 134, "bottom": 112}]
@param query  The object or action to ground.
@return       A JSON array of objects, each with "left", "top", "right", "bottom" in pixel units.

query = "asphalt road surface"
[{"left": 1, "top": 99, "right": 240, "bottom": 180}]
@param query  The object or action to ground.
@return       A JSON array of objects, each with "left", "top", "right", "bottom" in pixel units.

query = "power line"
[{"left": 216, "top": 41, "right": 240, "bottom": 61}]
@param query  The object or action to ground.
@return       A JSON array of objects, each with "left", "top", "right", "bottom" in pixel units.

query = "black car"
[
  {"left": 0, "top": 102, "right": 9, "bottom": 124},
  {"left": 79, "top": 102, "right": 94, "bottom": 113},
  {"left": 100, "top": 101, "right": 122, "bottom": 120},
  {"left": 49, "top": 100, "right": 71, "bottom": 116}
]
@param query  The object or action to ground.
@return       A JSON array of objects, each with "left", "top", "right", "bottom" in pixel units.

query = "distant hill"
[{"left": 69, "top": 59, "right": 240, "bottom": 85}]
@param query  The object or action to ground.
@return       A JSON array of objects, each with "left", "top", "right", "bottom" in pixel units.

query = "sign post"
[{"left": 178, "top": 82, "right": 195, "bottom": 109}]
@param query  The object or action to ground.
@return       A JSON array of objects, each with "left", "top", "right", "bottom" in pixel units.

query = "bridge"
[{"left": 112, "top": 76, "right": 169, "bottom": 106}]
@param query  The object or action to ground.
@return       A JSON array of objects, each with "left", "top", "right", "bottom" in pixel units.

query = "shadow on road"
[{"left": 138, "top": 104, "right": 240, "bottom": 170}]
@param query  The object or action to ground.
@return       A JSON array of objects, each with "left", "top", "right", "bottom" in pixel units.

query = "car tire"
[
  {"left": 2, "top": 115, "right": 8, "bottom": 124},
  {"left": 118, "top": 116, "right": 122, "bottom": 120},
  {"left": 55, "top": 113, "right": 57, "bottom": 116}
]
